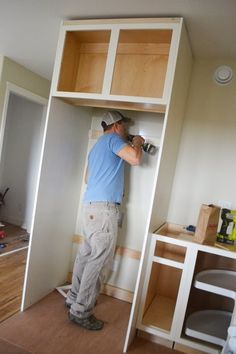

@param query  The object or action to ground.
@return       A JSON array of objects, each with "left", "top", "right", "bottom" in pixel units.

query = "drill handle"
[{"left": 127, "top": 134, "right": 157, "bottom": 155}]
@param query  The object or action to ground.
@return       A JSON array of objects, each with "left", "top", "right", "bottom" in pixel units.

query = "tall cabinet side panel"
[
  {"left": 123, "top": 23, "right": 192, "bottom": 352},
  {"left": 22, "top": 98, "right": 92, "bottom": 309},
  {"left": 149, "top": 24, "right": 192, "bottom": 231}
]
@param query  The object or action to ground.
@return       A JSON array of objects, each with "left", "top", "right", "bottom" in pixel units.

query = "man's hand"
[
  {"left": 117, "top": 135, "right": 145, "bottom": 166},
  {"left": 131, "top": 135, "right": 145, "bottom": 148}
]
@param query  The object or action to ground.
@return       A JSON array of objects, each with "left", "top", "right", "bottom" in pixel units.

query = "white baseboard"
[{"left": 67, "top": 272, "right": 133, "bottom": 303}]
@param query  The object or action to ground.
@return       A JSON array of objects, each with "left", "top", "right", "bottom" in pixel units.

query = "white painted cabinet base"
[
  {"left": 185, "top": 310, "right": 232, "bottom": 347},
  {"left": 133, "top": 223, "right": 236, "bottom": 354}
]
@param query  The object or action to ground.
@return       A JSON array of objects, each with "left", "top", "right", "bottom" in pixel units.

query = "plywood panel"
[
  {"left": 144, "top": 261, "right": 160, "bottom": 313},
  {"left": 111, "top": 54, "right": 168, "bottom": 97},
  {"left": 144, "top": 262, "right": 182, "bottom": 316},
  {"left": 143, "top": 295, "right": 176, "bottom": 331},
  {"left": 58, "top": 32, "right": 79, "bottom": 91},
  {"left": 59, "top": 97, "right": 166, "bottom": 113},
  {"left": 111, "top": 29, "right": 172, "bottom": 98},
  {"left": 22, "top": 100, "right": 92, "bottom": 309},
  {"left": 75, "top": 53, "right": 107, "bottom": 93},
  {"left": 154, "top": 241, "right": 186, "bottom": 263},
  {"left": 118, "top": 29, "right": 172, "bottom": 44},
  {"left": 58, "top": 30, "right": 110, "bottom": 93}
]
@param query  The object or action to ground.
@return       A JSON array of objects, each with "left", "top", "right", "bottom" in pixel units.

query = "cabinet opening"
[
  {"left": 142, "top": 263, "right": 182, "bottom": 331},
  {"left": 185, "top": 288, "right": 234, "bottom": 319},
  {"left": 111, "top": 29, "right": 172, "bottom": 98},
  {"left": 183, "top": 289, "right": 233, "bottom": 349},
  {"left": 185, "top": 251, "right": 236, "bottom": 316},
  {"left": 183, "top": 251, "right": 236, "bottom": 347},
  {"left": 58, "top": 30, "right": 111, "bottom": 93},
  {"left": 154, "top": 241, "right": 186, "bottom": 263},
  {"left": 195, "top": 251, "right": 236, "bottom": 274}
]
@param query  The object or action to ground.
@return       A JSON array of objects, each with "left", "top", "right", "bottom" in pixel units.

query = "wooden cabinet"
[
  {"left": 22, "top": 16, "right": 192, "bottom": 354},
  {"left": 140, "top": 238, "right": 187, "bottom": 333},
  {"left": 136, "top": 223, "right": 236, "bottom": 354},
  {"left": 57, "top": 30, "right": 111, "bottom": 93},
  {"left": 52, "top": 18, "right": 181, "bottom": 112}
]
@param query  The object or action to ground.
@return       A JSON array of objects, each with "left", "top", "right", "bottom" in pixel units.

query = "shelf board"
[
  {"left": 58, "top": 96, "right": 166, "bottom": 113},
  {"left": 185, "top": 310, "right": 231, "bottom": 347},
  {"left": 194, "top": 269, "right": 236, "bottom": 299},
  {"left": 142, "top": 295, "right": 175, "bottom": 331}
]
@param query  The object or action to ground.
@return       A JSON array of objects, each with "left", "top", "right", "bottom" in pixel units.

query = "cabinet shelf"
[
  {"left": 194, "top": 269, "right": 236, "bottom": 300},
  {"left": 142, "top": 295, "right": 175, "bottom": 331},
  {"left": 185, "top": 310, "right": 232, "bottom": 347}
]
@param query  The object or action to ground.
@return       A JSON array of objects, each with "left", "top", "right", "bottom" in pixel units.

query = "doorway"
[{"left": 0, "top": 83, "right": 47, "bottom": 322}]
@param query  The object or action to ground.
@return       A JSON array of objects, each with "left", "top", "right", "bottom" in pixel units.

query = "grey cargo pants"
[{"left": 67, "top": 202, "right": 119, "bottom": 319}]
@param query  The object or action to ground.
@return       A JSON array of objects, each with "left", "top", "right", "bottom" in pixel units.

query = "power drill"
[
  {"left": 127, "top": 134, "right": 157, "bottom": 155},
  {"left": 217, "top": 208, "right": 234, "bottom": 244}
]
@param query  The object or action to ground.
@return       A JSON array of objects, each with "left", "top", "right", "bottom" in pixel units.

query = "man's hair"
[{"left": 101, "top": 119, "right": 123, "bottom": 132}]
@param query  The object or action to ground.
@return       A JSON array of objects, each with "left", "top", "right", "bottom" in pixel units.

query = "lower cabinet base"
[
  {"left": 137, "top": 329, "right": 173, "bottom": 348},
  {"left": 137, "top": 331, "right": 221, "bottom": 354},
  {"left": 174, "top": 343, "right": 207, "bottom": 354}
]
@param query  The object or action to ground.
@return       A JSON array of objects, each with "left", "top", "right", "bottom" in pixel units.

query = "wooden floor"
[
  {"left": 0, "top": 248, "right": 28, "bottom": 323},
  {"left": 0, "top": 223, "right": 29, "bottom": 323},
  {"left": 0, "top": 291, "right": 184, "bottom": 354},
  {"left": 0, "top": 222, "right": 29, "bottom": 255}
]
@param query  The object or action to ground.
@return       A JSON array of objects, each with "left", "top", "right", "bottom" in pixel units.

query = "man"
[{"left": 66, "top": 110, "right": 144, "bottom": 330}]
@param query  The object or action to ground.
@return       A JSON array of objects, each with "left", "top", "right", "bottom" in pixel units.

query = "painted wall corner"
[
  {"left": 1, "top": 56, "right": 51, "bottom": 99},
  {"left": 0, "top": 56, "right": 3, "bottom": 81}
]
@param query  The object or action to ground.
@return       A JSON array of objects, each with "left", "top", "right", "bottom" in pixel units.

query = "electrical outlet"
[{"left": 218, "top": 200, "right": 232, "bottom": 209}]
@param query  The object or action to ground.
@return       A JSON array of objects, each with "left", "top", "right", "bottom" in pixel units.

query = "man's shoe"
[
  {"left": 65, "top": 300, "right": 72, "bottom": 309},
  {"left": 68, "top": 312, "right": 104, "bottom": 330}
]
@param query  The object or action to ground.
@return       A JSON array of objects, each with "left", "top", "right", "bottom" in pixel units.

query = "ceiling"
[{"left": 0, "top": 0, "right": 235, "bottom": 80}]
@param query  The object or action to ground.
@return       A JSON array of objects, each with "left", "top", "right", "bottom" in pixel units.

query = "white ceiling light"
[{"left": 214, "top": 65, "right": 233, "bottom": 85}]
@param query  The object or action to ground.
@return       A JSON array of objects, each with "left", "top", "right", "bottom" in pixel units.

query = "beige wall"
[
  {"left": 0, "top": 56, "right": 3, "bottom": 80},
  {"left": 1, "top": 57, "right": 50, "bottom": 97},
  {"left": 168, "top": 58, "right": 236, "bottom": 226},
  {"left": 0, "top": 56, "right": 50, "bottom": 123}
]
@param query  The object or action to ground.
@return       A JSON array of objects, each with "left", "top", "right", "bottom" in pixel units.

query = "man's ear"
[{"left": 112, "top": 123, "right": 119, "bottom": 132}]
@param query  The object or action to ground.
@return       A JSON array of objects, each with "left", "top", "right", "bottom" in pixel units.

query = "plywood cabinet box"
[
  {"left": 51, "top": 18, "right": 183, "bottom": 112},
  {"left": 21, "top": 17, "right": 197, "bottom": 352},
  {"left": 136, "top": 223, "right": 236, "bottom": 354}
]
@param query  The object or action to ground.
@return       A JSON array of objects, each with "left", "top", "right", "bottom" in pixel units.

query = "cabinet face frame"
[
  {"left": 136, "top": 234, "right": 197, "bottom": 341},
  {"left": 51, "top": 21, "right": 181, "bottom": 108},
  {"left": 137, "top": 228, "right": 236, "bottom": 353}
]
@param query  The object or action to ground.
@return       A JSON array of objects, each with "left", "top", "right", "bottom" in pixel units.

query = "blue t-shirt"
[{"left": 83, "top": 133, "right": 127, "bottom": 204}]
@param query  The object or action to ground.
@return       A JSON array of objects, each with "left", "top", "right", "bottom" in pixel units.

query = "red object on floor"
[{"left": 0, "top": 230, "right": 6, "bottom": 239}]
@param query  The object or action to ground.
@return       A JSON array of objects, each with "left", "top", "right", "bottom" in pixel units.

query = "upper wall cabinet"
[
  {"left": 51, "top": 18, "right": 182, "bottom": 112},
  {"left": 58, "top": 30, "right": 111, "bottom": 94}
]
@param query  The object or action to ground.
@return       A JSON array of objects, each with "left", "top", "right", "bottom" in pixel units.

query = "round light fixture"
[{"left": 214, "top": 65, "right": 233, "bottom": 85}]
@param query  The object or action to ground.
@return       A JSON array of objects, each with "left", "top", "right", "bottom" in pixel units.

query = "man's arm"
[{"left": 117, "top": 135, "right": 144, "bottom": 166}]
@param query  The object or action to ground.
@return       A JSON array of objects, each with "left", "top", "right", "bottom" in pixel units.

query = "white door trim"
[
  {"left": 0, "top": 82, "right": 48, "bottom": 162},
  {"left": 0, "top": 82, "right": 48, "bottom": 312}
]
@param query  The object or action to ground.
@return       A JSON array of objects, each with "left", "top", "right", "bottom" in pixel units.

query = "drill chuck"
[{"left": 127, "top": 134, "right": 157, "bottom": 155}]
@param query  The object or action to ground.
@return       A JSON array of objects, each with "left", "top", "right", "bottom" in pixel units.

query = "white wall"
[
  {"left": 0, "top": 93, "right": 45, "bottom": 231},
  {"left": 168, "top": 59, "right": 236, "bottom": 226}
]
